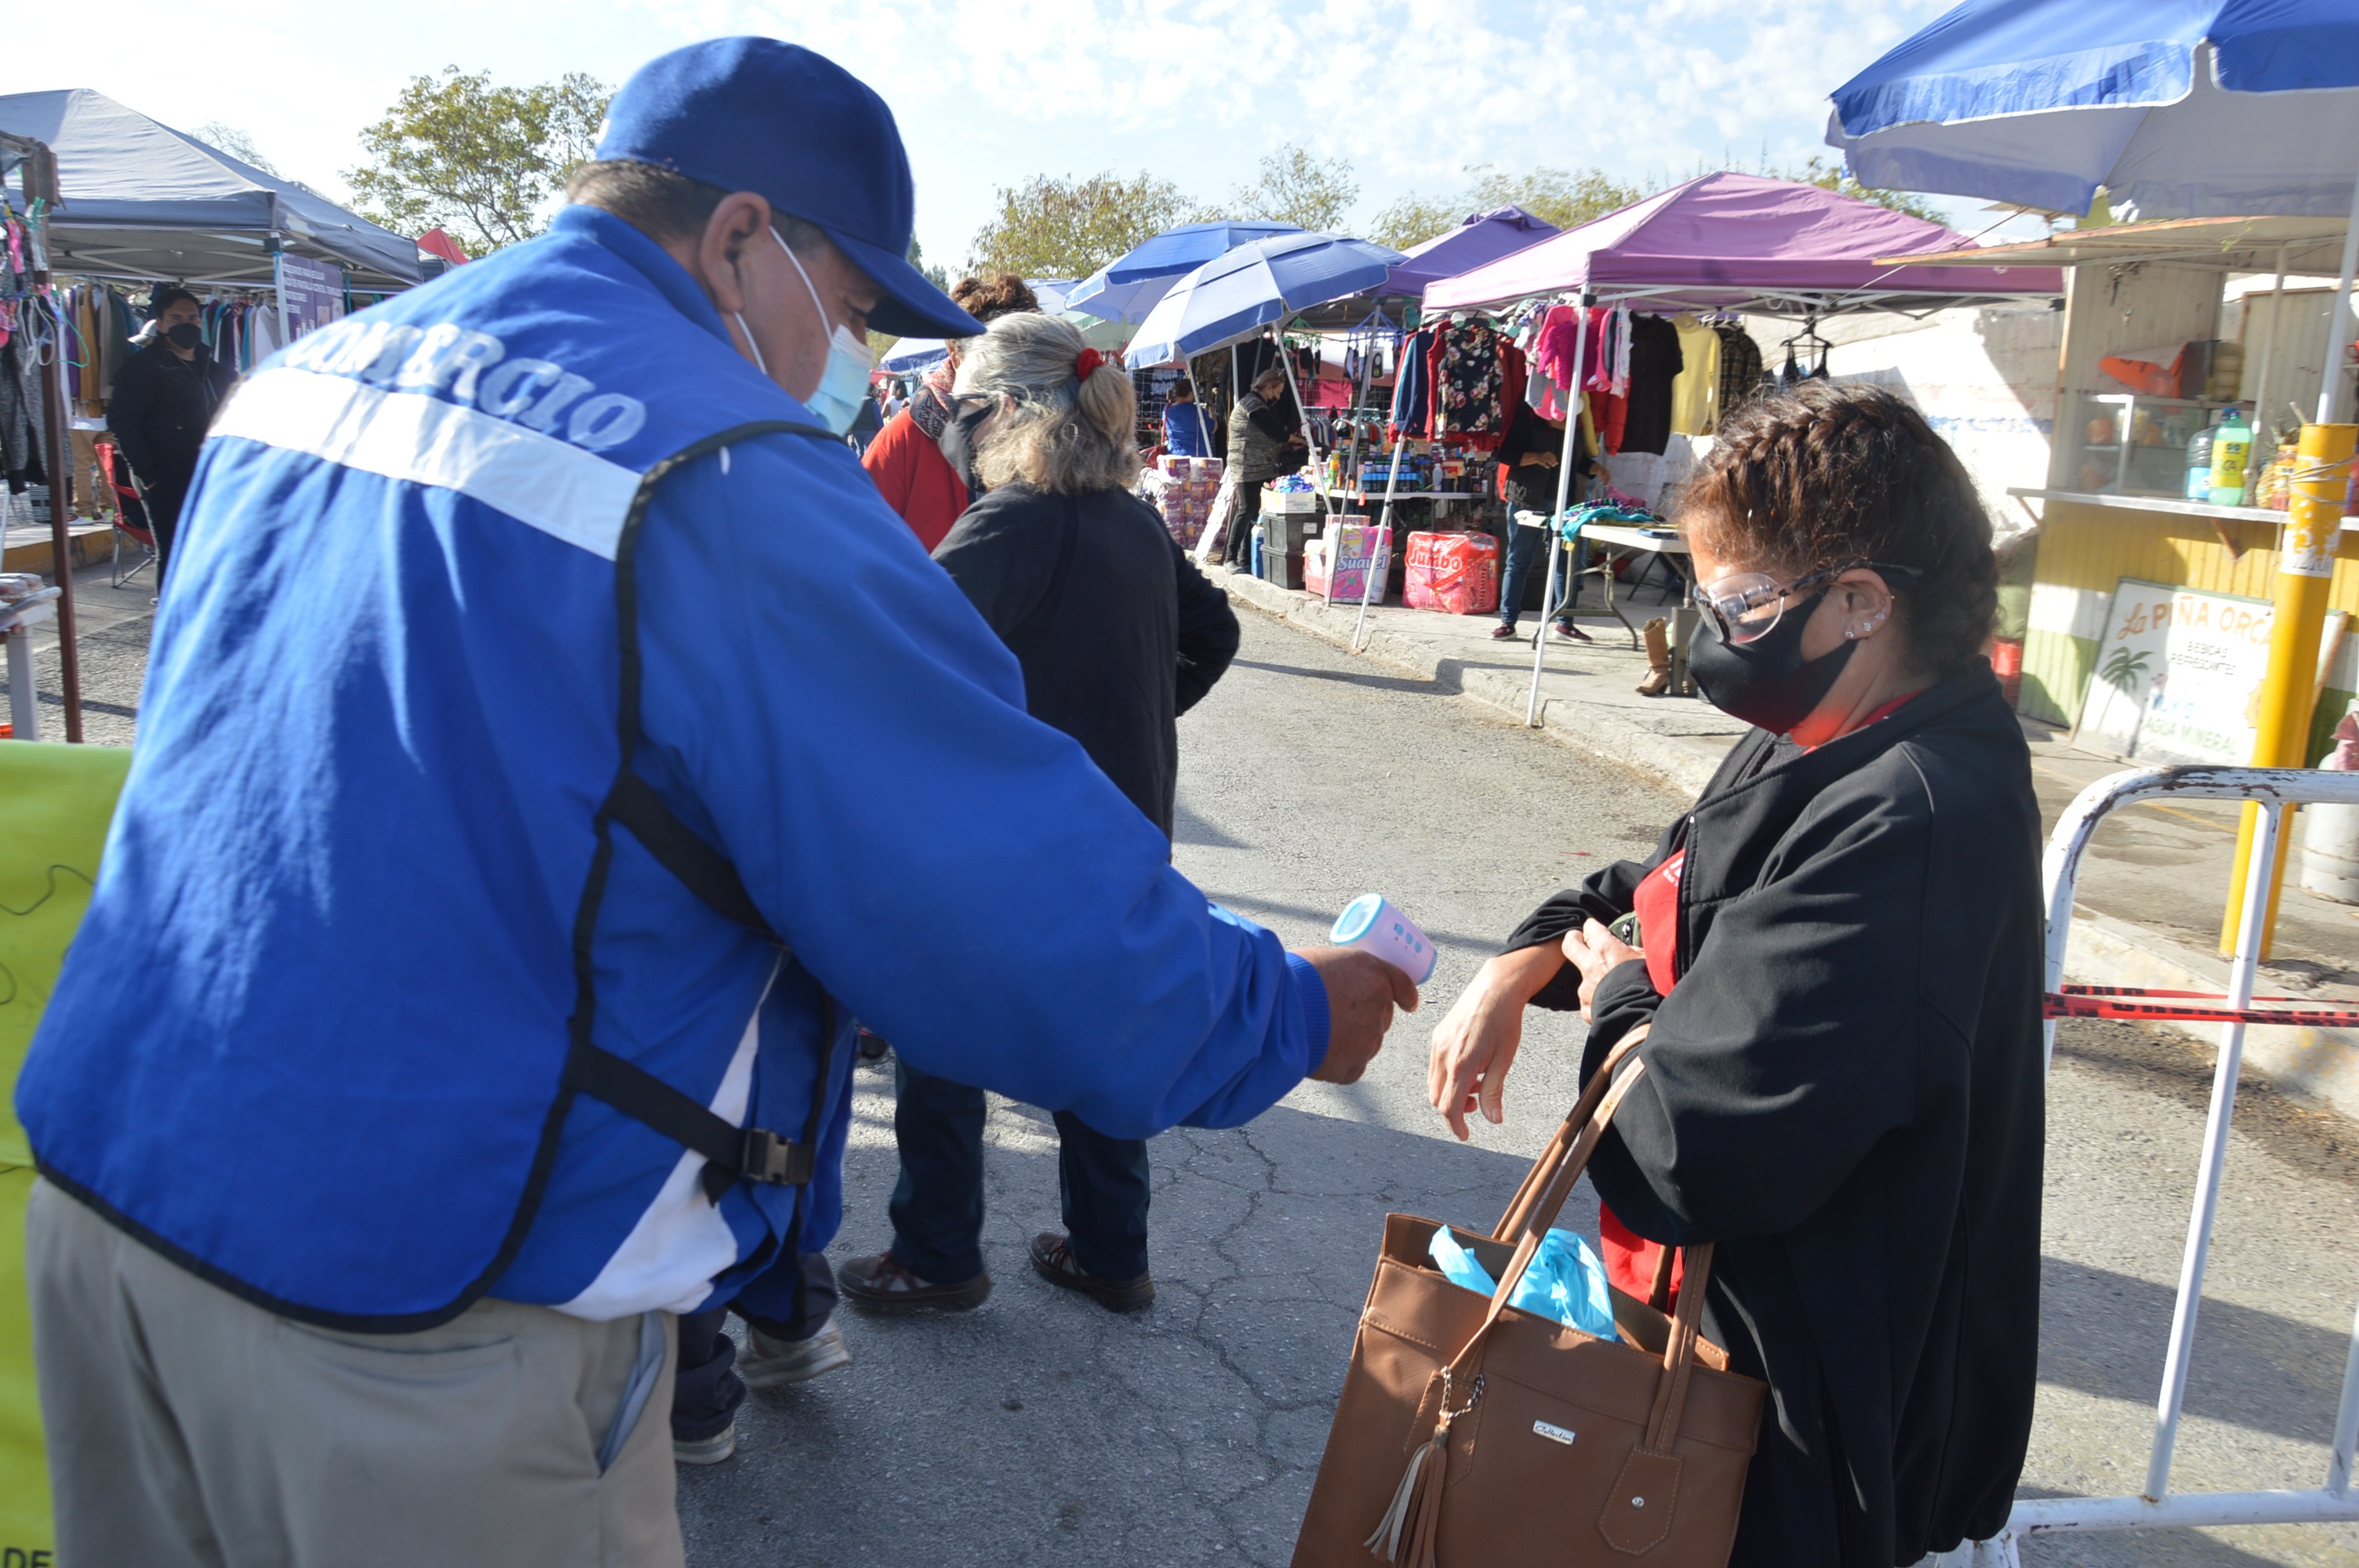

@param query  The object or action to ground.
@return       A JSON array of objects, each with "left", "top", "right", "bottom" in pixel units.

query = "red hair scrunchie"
[{"left": 1074, "top": 347, "right": 1104, "bottom": 379}]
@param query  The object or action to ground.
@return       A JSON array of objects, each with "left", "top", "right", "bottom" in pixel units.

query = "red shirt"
[{"left": 860, "top": 408, "right": 969, "bottom": 553}]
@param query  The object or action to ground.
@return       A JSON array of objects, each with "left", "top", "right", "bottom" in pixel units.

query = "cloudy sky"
[{"left": 2, "top": 0, "right": 2000, "bottom": 264}]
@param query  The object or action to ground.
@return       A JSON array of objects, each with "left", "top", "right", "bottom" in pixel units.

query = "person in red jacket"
[{"left": 862, "top": 273, "right": 1038, "bottom": 550}]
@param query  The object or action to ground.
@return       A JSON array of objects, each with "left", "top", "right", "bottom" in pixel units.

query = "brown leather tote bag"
[{"left": 1291, "top": 1033, "right": 1766, "bottom": 1568}]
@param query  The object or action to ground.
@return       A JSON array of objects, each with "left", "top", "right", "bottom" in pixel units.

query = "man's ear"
[{"left": 695, "top": 193, "right": 773, "bottom": 317}]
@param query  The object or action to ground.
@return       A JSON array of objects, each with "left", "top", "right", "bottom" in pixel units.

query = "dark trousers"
[
  {"left": 670, "top": 1251, "right": 838, "bottom": 1441},
  {"left": 144, "top": 474, "right": 189, "bottom": 587},
  {"left": 889, "top": 1058, "right": 1150, "bottom": 1284},
  {"left": 1225, "top": 481, "right": 1265, "bottom": 564}
]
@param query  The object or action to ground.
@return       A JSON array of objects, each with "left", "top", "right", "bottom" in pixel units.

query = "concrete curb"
[
  {"left": 1223, "top": 572, "right": 2359, "bottom": 1120},
  {"left": 1221, "top": 571, "right": 1733, "bottom": 797},
  {"left": 3, "top": 523, "right": 114, "bottom": 578}
]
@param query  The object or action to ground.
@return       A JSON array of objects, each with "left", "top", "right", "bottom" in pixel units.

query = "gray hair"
[{"left": 955, "top": 313, "right": 1139, "bottom": 494}]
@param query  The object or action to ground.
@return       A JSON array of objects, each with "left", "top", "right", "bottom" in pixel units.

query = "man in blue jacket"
[{"left": 16, "top": 38, "right": 1415, "bottom": 1568}]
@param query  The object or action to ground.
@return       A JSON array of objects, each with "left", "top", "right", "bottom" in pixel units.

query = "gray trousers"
[{"left": 27, "top": 1179, "right": 685, "bottom": 1568}]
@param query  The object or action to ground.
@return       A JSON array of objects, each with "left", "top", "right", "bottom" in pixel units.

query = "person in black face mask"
[
  {"left": 107, "top": 286, "right": 238, "bottom": 590},
  {"left": 1425, "top": 383, "right": 2045, "bottom": 1568}
]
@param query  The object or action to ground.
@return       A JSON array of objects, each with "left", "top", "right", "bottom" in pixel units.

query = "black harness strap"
[
  {"left": 605, "top": 771, "right": 770, "bottom": 935},
  {"left": 562, "top": 419, "right": 842, "bottom": 1203}
]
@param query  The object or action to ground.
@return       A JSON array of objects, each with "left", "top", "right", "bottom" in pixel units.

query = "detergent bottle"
[
  {"left": 2185, "top": 418, "right": 2215, "bottom": 500},
  {"left": 2208, "top": 408, "right": 2252, "bottom": 506}
]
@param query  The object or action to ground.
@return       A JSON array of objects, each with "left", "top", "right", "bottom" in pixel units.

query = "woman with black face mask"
[
  {"left": 107, "top": 286, "right": 238, "bottom": 589},
  {"left": 1425, "top": 383, "right": 2044, "bottom": 1568}
]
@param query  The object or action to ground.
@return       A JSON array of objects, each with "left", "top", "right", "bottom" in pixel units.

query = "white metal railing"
[{"left": 2001, "top": 765, "right": 2359, "bottom": 1561}]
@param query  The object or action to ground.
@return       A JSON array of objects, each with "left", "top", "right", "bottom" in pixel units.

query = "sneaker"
[
  {"left": 1027, "top": 1232, "right": 1154, "bottom": 1313},
  {"left": 1551, "top": 619, "right": 1594, "bottom": 643},
  {"left": 1488, "top": 622, "right": 1520, "bottom": 641},
  {"left": 674, "top": 1420, "right": 737, "bottom": 1465},
  {"left": 839, "top": 1251, "right": 991, "bottom": 1313},
  {"left": 740, "top": 1315, "right": 851, "bottom": 1389}
]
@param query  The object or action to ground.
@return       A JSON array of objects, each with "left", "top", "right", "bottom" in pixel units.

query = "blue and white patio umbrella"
[
  {"left": 1124, "top": 232, "right": 1405, "bottom": 369},
  {"left": 1063, "top": 220, "right": 1305, "bottom": 325},
  {"left": 1827, "top": 0, "right": 2359, "bottom": 418}
]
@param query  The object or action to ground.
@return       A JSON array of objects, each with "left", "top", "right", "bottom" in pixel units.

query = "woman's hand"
[
  {"left": 1561, "top": 919, "right": 1643, "bottom": 1020},
  {"left": 1428, "top": 944, "right": 1565, "bottom": 1141}
]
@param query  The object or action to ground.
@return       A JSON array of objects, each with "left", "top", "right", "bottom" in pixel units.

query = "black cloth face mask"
[
  {"left": 938, "top": 397, "right": 993, "bottom": 496},
  {"left": 1687, "top": 586, "right": 1856, "bottom": 735},
  {"left": 165, "top": 322, "right": 204, "bottom": 350}
]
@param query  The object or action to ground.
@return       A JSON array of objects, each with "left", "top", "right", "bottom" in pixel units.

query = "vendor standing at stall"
[{"left": 1222, "top": 367, "right": 1305, "bottom": 568}]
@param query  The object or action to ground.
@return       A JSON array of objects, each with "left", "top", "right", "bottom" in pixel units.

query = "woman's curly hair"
[
  {"left": 1680, "top": 382, "right": 1998, "bottom": 675},
  {"left": 948, "top": 273, "right": 1039, "bottom": 329}
]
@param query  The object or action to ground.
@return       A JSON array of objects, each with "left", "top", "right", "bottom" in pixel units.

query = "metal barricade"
[{"left": 2001, "top": 764, "right": 2359, "bottom": 1562}]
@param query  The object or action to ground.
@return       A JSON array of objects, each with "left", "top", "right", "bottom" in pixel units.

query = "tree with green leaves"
[
  {"left": 195, "top": 121, "right": 278, "bottom": 176},
  {"left": 1229, "top": 145, "right": 1358, "bottom": 232},
  {"left": 967, "top": 172, "right": 1196, "bottom": 278},
  {"left": 1368, "top": 164, "right": 1642, "bottom": 251},
  {"left": 1787, "top": 155, "right": 1946, "bottom": 225},
  {"left": 346, "top": 68, "right": 609, "bottom": 257}
]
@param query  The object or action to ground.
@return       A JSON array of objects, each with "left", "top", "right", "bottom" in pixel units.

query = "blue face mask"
[{"left": 760, "top": 227, "right": 872, "bottom": 437}]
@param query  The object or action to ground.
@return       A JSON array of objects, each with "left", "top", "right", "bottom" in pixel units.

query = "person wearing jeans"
[
  {"left": 1492, "top": 401, "right": 1604, "bottom": 641},
  {"left": 841, "top": 313, "right": 1243, "bottom": 1316}
]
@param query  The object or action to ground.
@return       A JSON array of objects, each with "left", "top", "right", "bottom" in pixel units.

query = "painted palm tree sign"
[{"left": 2072, "top": 579, "right": 2274, "bottom": 766}]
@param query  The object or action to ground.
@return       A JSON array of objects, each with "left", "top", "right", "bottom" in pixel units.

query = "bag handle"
[
  {"left": 1492, "top": 1023, "right": 1652, "bottom": 1244},
  {"left": 1442, "top": 1050, "right": 1652, "bottom": 1387},
  {"left": 1640, "top": 1243, "right": 1715, "bottom": 1454}
]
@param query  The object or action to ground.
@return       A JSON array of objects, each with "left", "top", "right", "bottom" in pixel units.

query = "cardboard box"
[
  {"left": 1405, "top": 530, "right": 1500, "bottom": 615},
  {"left": 1265, "top": 489, "right": 1321, "bottom": 516}
]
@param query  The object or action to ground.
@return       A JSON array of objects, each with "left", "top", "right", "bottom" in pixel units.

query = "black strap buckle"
[{"left": 740, "top": 1127, "right": 815, "bottom": 1186}]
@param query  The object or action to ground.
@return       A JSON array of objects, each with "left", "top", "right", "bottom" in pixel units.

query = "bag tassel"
[
  {"left": 1365, "top": 1371, "right": 1481, "bottom": 1566},
  {"left": 1364, "top": 1429, "right": 1444, "bottom": 1563}
]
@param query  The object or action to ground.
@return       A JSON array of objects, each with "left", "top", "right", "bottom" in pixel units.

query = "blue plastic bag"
[{"left": 1428, "top": 1226, "right": 1617, "bottom": 1338}]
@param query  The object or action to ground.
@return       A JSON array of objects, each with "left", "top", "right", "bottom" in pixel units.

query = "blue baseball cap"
[{"left": 596, "top": 38, "right": 983, "bottom": 340}]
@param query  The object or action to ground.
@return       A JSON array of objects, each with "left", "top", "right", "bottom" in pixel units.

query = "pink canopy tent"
[{"left": 1423, "top": 172, "right": 2061, "bottom": 314}]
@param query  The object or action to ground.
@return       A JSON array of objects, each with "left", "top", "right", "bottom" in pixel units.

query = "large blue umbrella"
[
  {"left": 1125, "top": 231, "right": 1406, "bottom": 368},
  {"left": 1063, "top": 220, "right": 1304, "bottom": 325},
  {"left": 1828, "top": 0, "right": 2359, "bottom": 421},
  {"left": 1827, "top": 1, "right": 2359, "bottom": 221}
]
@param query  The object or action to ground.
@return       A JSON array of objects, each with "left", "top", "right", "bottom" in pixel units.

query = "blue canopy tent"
[
  {"left": 1127, "top": 230, "right": 1404, "bottom": 546},
  {"left": 0, "top": 89, "right": 422, "bottom": 291},
  {"left": 1125, "top": 232, "right": 1405, "bottom": 368},
  {"left": 1063, "top": 220, "right": 1304, "bottom": 325}
]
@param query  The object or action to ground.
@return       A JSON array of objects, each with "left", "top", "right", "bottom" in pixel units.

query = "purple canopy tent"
[
  {"left": 1425, "top": 172, "right": 2061, "bottom": 313},
  {"left": 1382, "top": 205, "right": 1559, "bottom": 299},
  {"left": 1398, "top": 173, "right": 2064, "bottom": 715}
]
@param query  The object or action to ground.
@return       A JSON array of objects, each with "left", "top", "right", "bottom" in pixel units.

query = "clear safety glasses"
[{"left": 1690, "top": 561, "right": 1921, "bottom": 645}]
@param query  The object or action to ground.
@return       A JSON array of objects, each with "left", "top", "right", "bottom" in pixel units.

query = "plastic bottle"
[
  {"left": 2185, "top": 419, "right": 2215, "bottom": 501},
  {"left": 2208, "top": 408, "right": 2252, "bottom": 506}
]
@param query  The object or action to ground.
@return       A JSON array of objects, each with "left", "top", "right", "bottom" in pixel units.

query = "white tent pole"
[
  {"left": 1528, "top": 303, "right": 1590, "bottom": 726},
  {"left": 2317, "top": 173, "right": 2359, "bottom": 425},
  {"left": 1352, "top": 430, "right": 1406, "bottom": 652}
]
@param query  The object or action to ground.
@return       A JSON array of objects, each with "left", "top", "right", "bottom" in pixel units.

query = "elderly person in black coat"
[
  {"left": 842, "top": 310, "right": 1245, "bottom": 1316},
  {"left": 1429, "top": 383, "right": 2044, "bottom": 1568}
]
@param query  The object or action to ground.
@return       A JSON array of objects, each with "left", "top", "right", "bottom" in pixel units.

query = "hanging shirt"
[
  {"left": 1617, "top": 315, "right": 1685, "bottom": 457},
  {"left": 1669, "top": 315, "right": 1721, "bottom": 437}
]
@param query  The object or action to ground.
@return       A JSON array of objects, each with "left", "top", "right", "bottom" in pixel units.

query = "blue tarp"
[{"left": 0, "top": 89, "right": 422, "bottom": 288}]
